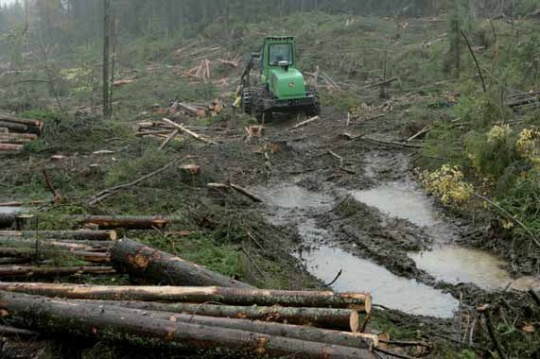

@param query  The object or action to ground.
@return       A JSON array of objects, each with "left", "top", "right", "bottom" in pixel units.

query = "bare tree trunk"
[
  {"left": 0, "top": 291, "right": 376, "bottom": 359},
  {"left": 102, "top": 0, "right": 111, "bottom": 119},
  {"left": 77, "top": 301, "right": 361, "bottom": 331},
  {"left": 0, "top": 283, "right": 372, "bottom": 311}
]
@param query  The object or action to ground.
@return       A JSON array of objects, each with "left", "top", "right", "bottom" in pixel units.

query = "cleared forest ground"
[{"left": 0, "top": 12, "right": 539, "bottom": 359}]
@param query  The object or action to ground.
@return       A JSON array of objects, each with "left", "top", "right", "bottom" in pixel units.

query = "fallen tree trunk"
[
  {"left": 0, "top": 143, "right": 23, "bottom": 152},
  {"left": 0, "top": 115, "right": 42, "bottom": 129},
  {"left": 0, "top": 283, "right": 371, "bottom": 311},
  {"left": 0, "top": 200, "right": 46, "bottom": 207},
  {"left": 0, "top": 291, "right": 375, "bottom": 359},
  {"left": 0, "top": 248, "right": 109, "bottom": 263},
  {"left": 0, "top": 324, "right": 40, "bottom": 337},
  {"left": 0, "top": 265, "right": 116, "bottom": 277},
  {"left": 69, "top": 302, "right": 373, "bottom": 348},
  {"left": 0, "top": 212, "right": 32, "bottom": 228},
  {"left": 0, "top": 230, "right": 117, "bottom": 241},
  {"left": 0, "top": 238, "right": 113, "bottom": 252},
  {"left": 0, "top": 257, "right": 30, "bottom": 265},
  {"left": 0, "top": 121, "right": 28, "bottom": 133},
  {"left": 74, "top": 215, "right": 169, "bottom": 229},
  {"left": 111, "top": 238, "right": 253, "bottom": 289},
  {"left": 75, "top": 300, "right": 361, "bottom": 331}
]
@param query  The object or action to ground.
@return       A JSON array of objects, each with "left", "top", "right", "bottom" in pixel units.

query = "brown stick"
[
  {"left": 461, "top": 30, "right": 487, "bottom": 93},
  {"left": 406, "top": 126, "right": 430, "bottom": 142},
  {"left": 111, "top": 238, "right": 253, "bottom": 288},
  {"left": 41, "top": 169, "right": 61, "bottom": 202},
  {"left": 74, "top": 215, "right": 169, "bottom": 230},
  {"left": 0, "top": 265, "right": 116, "bottom": 277},
  {"left": 159, "top": 129, "right": 179, "bottom": 150},
  {"left": 0, "top": 291, "right": 375, "bottom": 359},
  {"left": 87, "top": 162, "right": 175, "bottom": 206},
  {"left": 161, "top": 118, "right": 216, "bottom": 144},
  {"left": 291, "top": 116, "right": 320, "bottom": 130},
  {"left": 208, "top": 183, "right": 263, "bottom": 203},
  {"left": 529, "top": 289, "right": 540, "bottom": 307},
  {"left": 0, "top": 283, "right": 372, "bottom": 311},
  {"left": 478, "top": 305, "right": 507, "bottom": 359}
]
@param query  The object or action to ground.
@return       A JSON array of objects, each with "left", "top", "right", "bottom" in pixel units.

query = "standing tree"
[{"left": 102, "top": 0, "right": 111, "bottom": 118}]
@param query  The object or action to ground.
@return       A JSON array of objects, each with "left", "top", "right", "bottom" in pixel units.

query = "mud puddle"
[
  {"left": 253, "top": 183, "right": 460, "bottom": 318},
  {"left": 352, "top": 181, "right": 540, "bottom": 291}
]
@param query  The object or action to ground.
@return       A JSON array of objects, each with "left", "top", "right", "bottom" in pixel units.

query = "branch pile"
[
  {"left": 0, "top": 114, "right": 43, "bottom": 153},
  {"left": 0, "top": 236, "right": 429, "bottom": 358}
]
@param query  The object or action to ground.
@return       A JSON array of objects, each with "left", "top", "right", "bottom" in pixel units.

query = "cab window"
[{"left": 269, "top": 44, "right": 293, "bottom": 66}]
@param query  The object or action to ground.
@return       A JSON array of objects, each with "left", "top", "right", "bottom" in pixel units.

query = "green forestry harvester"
[{"left": 235, "top": 36, "right": 320, "bottom": 121}]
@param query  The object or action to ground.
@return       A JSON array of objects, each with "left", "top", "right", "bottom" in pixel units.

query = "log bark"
[
  {"left": 0, "top": 324, "right": 40, "bottom": 337},
  {"left": 0, "top": 212, "right": 33, "bottom": 228},
  {"left": 0, "top": 200, "right": 46, "bottom": 207},
  {"left": 0, "top": 257, "right": 30, "bottom": 265},
  {"left": 0, "top": 248, "right": 110, "bottom": 263},
  {"left": 69, "top": 302, "right": 374, "bottom": 349},
  {"left": 0, "top": 238, "right": 99, "bottom": 251},
  {"left": 0, "top": 230, "right": 117, "bottom": 241},
  {"left": 0, "top": 143, "right": 23, "bottom": 152},
  {"left": 0, "top": 115, "right": 42, "bottom": 135},
  {"left": 0, "top": 121, "right": 28, "bottom": 133},
  {"left": 0, "top": 291, "right": 375, "bottom": 358},
  {"left": 0, "top": 265, "right": 116, "bottom": 277},
  {"left": 111, "top": 238, "right": 254, "bottom": 289},
  {"left": 0, "top": 283, "right": 372, "bottom": 311},
  {"left": 74, "top": 301, "right": 360, "bottom": 331},
  {"left": 74, "top": 215, "right": 169, "bottom": 229}
]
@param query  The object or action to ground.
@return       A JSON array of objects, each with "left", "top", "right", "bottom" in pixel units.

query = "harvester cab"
[{"left": 235, "top": 36, "right": 320, "bottom": 121}]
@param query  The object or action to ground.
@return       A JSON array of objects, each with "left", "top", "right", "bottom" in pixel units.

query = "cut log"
[
  {"left": 111, "top": 238, "right": 254, "bottom": 288},
  {"left": 0, "top": 121, "right": 28, "bottom": 133},
  {"left": 0, "top": 324, "right": 40, "bottom": 337},
  {"left": 0, "top": 265, "right": 116, "bottom": 277},
  {"left": 76, "top": 301, "right": 361, "bottom": 331},
  {"left": 0, "top": 143, "right": 23, "bottom": 152},
  {"left": 161, "top": 118, "right": 216, "bottom": 144},
  {"left": 74, "top": 215, "right": 169, "bottom": 229},
  {"left": 0, "top": 230, "right": 117, "bottom": 241},
  {"left": 0, "top": 291, "right": 375, "bottom": 359},
  {"left": 0, "top": 238, "right": 97, "bottom": 251},
  {"left": 0, "top": 133, "right": 38, "bottom": 140},
  {"left": 0, "top": 212, "right": 33, "bottom": 229},
  {"left": 0, "top": 115, "right": 42, "bottom": 129},
  {"left": 0, "top": 248, "right": 109, "bottom": 263},
  {"left": 68, "top": 302, "right": 373, "bottom": 349},
  {"left": 0, "top": 258, "right": 30, "bottom": 265},
  {"left": 0, "top": 283, "right": 372, "bottom": 311},
  {"left": 0, "top": 200, "right": 46, "bottom": 207}
]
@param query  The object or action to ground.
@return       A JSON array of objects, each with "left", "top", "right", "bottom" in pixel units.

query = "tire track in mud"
[{"left": 251, "top": 115, "right": 539, "bottom": 318}]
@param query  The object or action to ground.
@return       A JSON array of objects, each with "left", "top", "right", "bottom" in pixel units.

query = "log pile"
[
  {"left": 0, "top": 115, "right": 43, "bottom": 153},
  {"left": 0, "top": 236, "right": 430, "bottom": 358}
]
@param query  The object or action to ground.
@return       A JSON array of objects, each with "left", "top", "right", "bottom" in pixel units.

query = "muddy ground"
[{"left": 1, "top": 96, "right": 539, "bottom": 357}]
